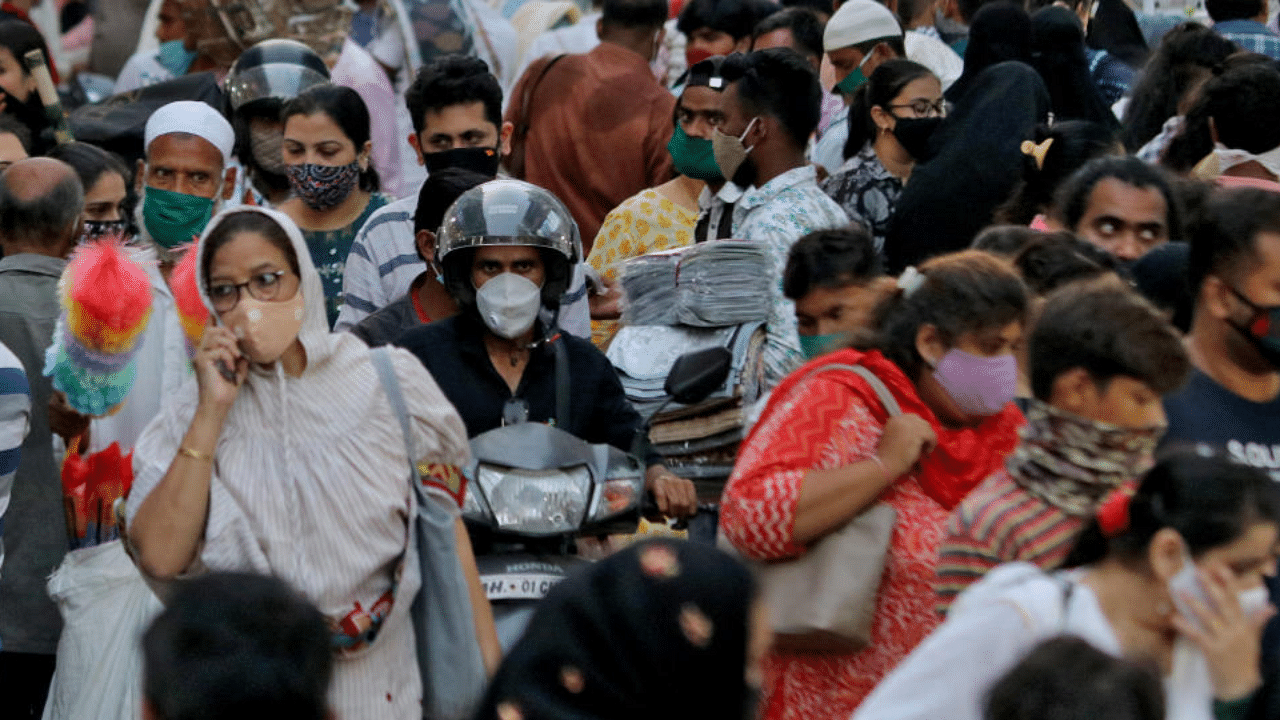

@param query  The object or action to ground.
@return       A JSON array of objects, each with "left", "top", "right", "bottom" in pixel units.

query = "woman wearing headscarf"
[
  {"left": 884, "top": 62, "right": 1051, "bottom": 274},
  {"left": 474, "top": 539, "right": 770, "bottom": 720},
  {"left": 944, "top": 2, "right": 1031, "bottom": 107},
  {"left": 1029, "top": 6, "right": 1120, "bottom": 130},
  {"left": 125, "top": 206, "right": 495, "bottom": 720}
]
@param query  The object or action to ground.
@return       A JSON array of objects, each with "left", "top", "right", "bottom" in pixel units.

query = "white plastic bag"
[{"left": 41, "top": 540, "right": 163, "bottom": 720}]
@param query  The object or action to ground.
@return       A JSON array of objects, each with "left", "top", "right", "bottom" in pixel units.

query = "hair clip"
[
  {"left": 1021, "top": 138, "right": 1054, "bottom": 171},
  {"left": 1096, "top": 481, "right": 1138, "bottom": 538},
  {"left": 897, "top": 266, "right": 925, "bottom": 297}
]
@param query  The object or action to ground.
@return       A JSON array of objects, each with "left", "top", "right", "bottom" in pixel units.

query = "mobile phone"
[{"left": 210, "top": 314, "right": 239, "bottom": 384}]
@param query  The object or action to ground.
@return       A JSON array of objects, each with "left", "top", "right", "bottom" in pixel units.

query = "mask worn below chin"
[
  {"left": 799, "top": 332, "right": 844, "bottom": 360},
  {"left": 668, "top": 124, "right": 724, "bottom": 182},
  {"left": 834, "top": 53, "right": 874, "bottom": 96},
  {"left": 287, "top": 161, "right": 361, "bottom": 211},
  {"left": 931, "top": 348, "right": 1018, "bottom": 416},
  {"left": 892, "top": 116, "right": 944, "bottom": 163},
  {"left": 424, "top": 146, "right": 501, "bottom": 177},
  {"left": 712, "top": 117, "right": 758, "bottom": 187},
  {"left": 223, "top": 290, "right": 306, "bottom": 365},
  {"left": 250, "top": 128, "right": 287, "bottom": 176},
  {"left": 142, "top": 186, "right": 216, "bottom": 249},
  {"left": 475, "top": 272, "right": 543, "bottom": 339},
  {"left": 156, "top": 39, "right": 198, "bottom": 77}
]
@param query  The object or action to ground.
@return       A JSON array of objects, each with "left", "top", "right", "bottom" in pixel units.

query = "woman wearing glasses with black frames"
[
  {"left": 820, "top": 60, "right": 945, "bottom": 255},
  {"left": 123, "top": 206, "right": 500, "bottom": 720}
]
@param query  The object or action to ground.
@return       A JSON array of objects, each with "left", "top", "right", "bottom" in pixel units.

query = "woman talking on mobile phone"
[{"left": 853, "top": 453, "right": 1280, "bottom": 720}]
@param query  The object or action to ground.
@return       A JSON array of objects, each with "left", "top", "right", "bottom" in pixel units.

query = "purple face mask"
[{"left": 932, "top": 349, "right": 1018, "bottom": 416}]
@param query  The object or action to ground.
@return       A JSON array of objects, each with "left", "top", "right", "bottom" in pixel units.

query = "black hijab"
[
  {"left": 1030, "top": 6, "right": 1121, "bottom": 130},
  {"left": 1087, "top": 0, "right": 1149, "bottom": 69},
  {"left": 945, "top": 2, "right": 1032, "bottom": 106},
  {"left": 473, "top": 540, "right": 758, "bottom": 720},
  {"left": 885, "top": 62, "right": 1051, "bottom": 273}
]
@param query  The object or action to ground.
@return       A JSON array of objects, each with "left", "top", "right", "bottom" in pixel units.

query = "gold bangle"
[{"left": 178, "top": 446, "right": 212, "bottom": 462}]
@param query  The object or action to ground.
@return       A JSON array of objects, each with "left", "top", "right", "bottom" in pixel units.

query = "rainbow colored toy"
[
  {"left": 44, "top": 239, "right": 153, "bottom": 416},
  {"left": 168, "top": 243, "right": 209, "bottom": 357}
]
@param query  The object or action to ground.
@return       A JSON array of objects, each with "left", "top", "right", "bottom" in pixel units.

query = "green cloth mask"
[
  {"left": 834, "top": 54, "right": 873, "bottom": 96},
  {"left": 667, "top": 124, "right": 724, "bottom": 182},
  {"left": 142, "top": 186, "right": 215, "bottom": 249},
  {"left": 799, "top": 332, "right": 843, "bottom": 359}
]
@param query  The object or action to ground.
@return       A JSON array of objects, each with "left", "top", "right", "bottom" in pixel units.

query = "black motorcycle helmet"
[
  {"left": 436, "top": 179, "right": 580, "bottom": 313},
  {"left": 224, "top": 39, "right": 330, "bottom": 176}
]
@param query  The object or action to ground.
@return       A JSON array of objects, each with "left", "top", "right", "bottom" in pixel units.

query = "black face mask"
[
  {"left": 424, "top": 146, "right": 501, "bottom": 178},
  {"left": 891, "top": 116, "right": 945, "bottom": 162},
  {"left": 1228, "top": 285, "right": 1280, "bottom": 369}
]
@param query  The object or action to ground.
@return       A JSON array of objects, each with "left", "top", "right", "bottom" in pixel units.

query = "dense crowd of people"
[{"left": 1, "top": 0, "right": 1280, "bottom": 718}]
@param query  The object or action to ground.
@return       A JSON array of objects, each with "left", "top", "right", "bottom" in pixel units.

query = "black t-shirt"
[
  {"left": 394, "top": 314, "right": 660, "bottom": 466},
  {"left": 1161, "top": 367, "right": 1280, "bottom": 480}
]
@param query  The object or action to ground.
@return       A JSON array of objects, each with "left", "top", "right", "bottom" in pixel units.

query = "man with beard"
[{"left": 713, "top": 48, "right": 848, "bottom": 388}]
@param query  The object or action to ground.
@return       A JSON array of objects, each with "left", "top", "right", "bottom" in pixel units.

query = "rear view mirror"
[{"left": 664, "top": 347, "right": 732, "bottom": 405}]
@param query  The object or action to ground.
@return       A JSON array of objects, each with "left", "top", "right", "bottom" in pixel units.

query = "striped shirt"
[
  {"left": 334, "top": 192, "right": 420, "bottom": 331},
  {"left": 0, "top": 340, "right": 30, "bottom": 575},
  {"left": 935, "top": 470, "right": 1085, "bottom": 614}
]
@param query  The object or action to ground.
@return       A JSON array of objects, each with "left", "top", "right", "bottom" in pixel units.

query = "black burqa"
[
  {"left": 473, "top": 539, "right": 757, "bottom": 720},
  {"left": 945, "top": 2, "right": 1032, "bottom": 106},
  {"left": 1087, "top": 0, "right": 1149, "bottom": 69},
  {"left": 1030, "top": 6, "right": 1121, "bottom": 130},
  {"left": 885, "top": 62, "right": 1051, "bottom": 274}
]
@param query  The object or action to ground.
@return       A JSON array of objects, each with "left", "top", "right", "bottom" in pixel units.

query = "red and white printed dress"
[{"left": 720, "top": 349, "right": 1022, "bottom": 720}]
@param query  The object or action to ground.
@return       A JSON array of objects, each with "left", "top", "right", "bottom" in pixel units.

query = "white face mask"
[
  {"left": 1168, "top": 551, "right": 1273, "bottom": 628},
  {"left": 475, "top": 272, "right": 542, "bottom": 339}
]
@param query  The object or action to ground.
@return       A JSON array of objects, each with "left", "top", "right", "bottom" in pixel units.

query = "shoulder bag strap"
[
  {"left": 516, "top": 54, "right": 567, "bottom": 138},
  {"left": 798, "top": 362, "right": 902, "bottom": 418},
  {"left": 553, "top": 335, "right": 570, "bottom": 429},
  {"left": 371, "top": 347, "right": 416, "bottom": 478}
]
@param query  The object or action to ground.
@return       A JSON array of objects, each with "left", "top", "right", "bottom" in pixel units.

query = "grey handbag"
[
  {"left": 372, "top": 348, "right": 487, "bottom": 720},
  {"left": 726, "top": 363, "right": 901, "bottom": 654}
]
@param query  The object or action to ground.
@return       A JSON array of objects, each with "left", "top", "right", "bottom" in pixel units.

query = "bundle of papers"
[
  {"left": 619, "top": 241, "right": 773, "bottom": 328},
  {"left": 620, "top": 250, "right": 680, "bottom": 326}
]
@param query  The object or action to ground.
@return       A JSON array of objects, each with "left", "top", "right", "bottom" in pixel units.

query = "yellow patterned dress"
[{"left": 587, "top": 188, "right": 698, "bottom": 348}]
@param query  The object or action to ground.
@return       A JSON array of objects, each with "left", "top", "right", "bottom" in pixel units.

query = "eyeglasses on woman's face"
[
  {"left": 885, "top": 98, "right": 948, "bottom": 118},
  {"left": 208, "top": 270, "right": 300, "bottom": 313}
]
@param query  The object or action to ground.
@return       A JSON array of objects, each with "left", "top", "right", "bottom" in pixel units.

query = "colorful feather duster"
[
  {"left": 44, "top": 239, "right": 153, "bottom": 416},
  {"left": 168, "top": 242, "right": 209, "bottom": 357}
]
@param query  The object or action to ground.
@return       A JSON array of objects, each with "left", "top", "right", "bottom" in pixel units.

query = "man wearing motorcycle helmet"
[
  {"left": 224, "top": 39, "right": 331, "bottom": 206},
  {"left": 396, "top": 180, "right": 699, "bottom": 519}
]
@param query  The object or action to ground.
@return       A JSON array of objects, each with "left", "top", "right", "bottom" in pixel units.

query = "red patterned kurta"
[{"left": 720, "top": 349, "right": 1022, "bottom": 720}]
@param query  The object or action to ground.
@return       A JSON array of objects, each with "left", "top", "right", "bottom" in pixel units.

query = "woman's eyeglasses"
[
  {"left": 208, "top": 270, "right": 299, "bottom": 312},
  {"left": 885, "top": 99, "right": 948, "bottom": 118}
]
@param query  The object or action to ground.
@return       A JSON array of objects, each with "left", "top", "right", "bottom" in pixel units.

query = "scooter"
[{"left": 461, "top": 347, "right": 732, "bottom": 649}]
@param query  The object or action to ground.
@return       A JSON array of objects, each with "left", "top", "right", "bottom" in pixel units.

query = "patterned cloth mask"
[
  {"left": 287, "top": 161, "right": 360, "bottom": 211},
  {"left": 1007, "top": 398, "right": 1165, "bottom": 516}
]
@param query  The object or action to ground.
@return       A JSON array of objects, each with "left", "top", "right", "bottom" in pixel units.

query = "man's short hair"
[
  {"left": 720, "top": 48, "right": 822, "bottom": 148},
  {"left": 753, "top": 7, "right": 825, "bottom": 61},
  {"left": 415, "top": 168, "right": 492, "bottom": 236},
  {"left": 1051, "top": 156, "right": 1182, "bottom": 243},
  {"left": 0, "top": 166, "right": 83, "bottom": 247},
  {"left": 0, "top": 114, "right": 31, "bottom": 155},
  {"left": 780, "top": 0, "right": 834, "bottom": 16},
  {"left": 1205, "top": 0, "right": 1264, "bottom": 22},
  {"left": 678, "top": 0, "right": 776, "bottom": 41},
  {"left": 1189, "top": 186, "right": 1280, "bottom": 296},
  {"left": 1029, "top": 276, "right": 1188, "bottom": 401},
  {"left": 1012, "top": 232, "right": 1117, "bottom": 296},
  {"left": 142, "top": 572, "right": 332, "bottom": 720},
  {"left": 405, "top": 55, "right": 503, "bottom": 136},
  {"left": 784, "top": 226, "right": 883, "bottom": 299},
  {"left": 603, "top": 0, "right": 669, "bottom": 29}
]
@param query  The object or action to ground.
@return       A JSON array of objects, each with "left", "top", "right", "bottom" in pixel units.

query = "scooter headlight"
[{"left": 476, "top": 464, "right": 592, "bottom": 535}]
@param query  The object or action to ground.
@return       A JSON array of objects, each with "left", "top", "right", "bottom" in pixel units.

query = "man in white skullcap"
[{"left": 135, "top": 100, "right": 237, "bottom": 261}]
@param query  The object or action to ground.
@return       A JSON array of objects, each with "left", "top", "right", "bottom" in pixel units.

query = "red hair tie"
[{"left": 1097, "top": 482, "right": 1138, "bottom": 538}]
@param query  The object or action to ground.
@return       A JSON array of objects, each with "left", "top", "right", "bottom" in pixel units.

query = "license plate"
[{"left": 481, "top": 572, "right": 565, "bottom": 600}]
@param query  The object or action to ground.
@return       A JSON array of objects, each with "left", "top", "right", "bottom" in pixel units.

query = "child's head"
[
  {"left": 1029, "top": 276, "right": 1188, "bottom": 428},
  {"left": 784, "top": 226, "right": 889, "bottom": 357}
]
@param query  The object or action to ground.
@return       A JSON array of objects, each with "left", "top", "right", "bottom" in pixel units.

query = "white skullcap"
[
  {"left": 824, "top": 0, "right": 902, "bottom": 52},
  {"left": 144, "top": 100, "right": 236, "bottom": 167}
]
